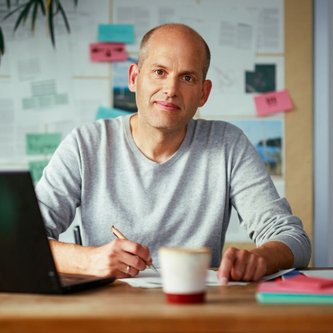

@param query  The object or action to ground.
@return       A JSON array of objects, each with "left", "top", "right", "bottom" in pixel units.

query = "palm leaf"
[
  {"left": 56, "top": 0, "right": 70, "bottom": 33},
  {"left": 47, "top": 0, "right": 56, "bottom": 47},
  {"left": 38, "top": 0, "right": 46, "bottom": 15},
  {"left": 2, "top": 3, "right": 27, "bottom": 21},
  {"left": 30, "top": 0, "right": 45, "bottom": 31},
  {"left": 1, "top": 0, "right": 78, "bottom": 56},
  {"left": 0, "top": 26, "right": 5, "bottom": 56},
  {"left": 13, "top": 1, "right": 35, "bottom": 32}
]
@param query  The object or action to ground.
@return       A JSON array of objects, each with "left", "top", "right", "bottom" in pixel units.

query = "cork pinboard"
[{"left": 224, "top": 0, "right": 313, "bottom": 254}]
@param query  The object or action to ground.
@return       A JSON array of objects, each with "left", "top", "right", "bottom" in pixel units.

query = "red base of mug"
[{"left": 166, "top": 292, "right": 205, "bottom": 304}]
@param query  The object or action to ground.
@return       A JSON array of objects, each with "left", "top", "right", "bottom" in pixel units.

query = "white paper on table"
[
  {"left": 300, "top": 270, "right": 333, "bottom": 280},
  {"left": 120, "top": 269, "right": 227, "bottom": 288},
  {"left": 119, "top": 268, "right": 295, "bottom": 289}
]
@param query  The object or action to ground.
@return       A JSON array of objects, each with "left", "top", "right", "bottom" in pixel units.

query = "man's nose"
[{"left": 163, "top": 77, "right": 178, "bottom": 98}]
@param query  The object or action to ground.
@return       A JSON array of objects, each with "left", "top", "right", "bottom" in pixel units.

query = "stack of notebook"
[{"left": 256, "top": 275, "right": 333, "bottom": 304}]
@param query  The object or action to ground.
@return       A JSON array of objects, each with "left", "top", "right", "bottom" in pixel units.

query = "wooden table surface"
[{"left": 1, "top": 279, "right": 333, "bottom": 333}]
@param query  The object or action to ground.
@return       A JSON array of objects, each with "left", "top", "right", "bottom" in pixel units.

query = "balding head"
[{"left": 138, "top": 23, "right": 211, "bottom": 80}]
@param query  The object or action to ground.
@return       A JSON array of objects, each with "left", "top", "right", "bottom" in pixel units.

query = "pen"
[
  {"left": 111, "top": 225, "right": 158, "bottom": 272},
  {"left": 73, "top": 225, "right": 82, "bottom": 245}
]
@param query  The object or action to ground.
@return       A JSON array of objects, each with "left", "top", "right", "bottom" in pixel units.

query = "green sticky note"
[
  {"left": 28, "top": 160, "right": 49, "bottom": 183},
  {"left": 26, "top": 133, "right": 61, "bottom": 155},
  {"left": 95, "top": 106, "right": 133, "bottom": 119}
]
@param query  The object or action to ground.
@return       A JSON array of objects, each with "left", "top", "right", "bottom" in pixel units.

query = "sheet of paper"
[
  {"left": 300, "top": 270, "right": 333, "bottom": 280},
  {"left": 120, "top": 269, "right": 245, "bottom": 288},
  {"left": 261, "top": 268, "right": 295, "bottom": 281},
  {"left": 119, "top": 268, "right": 294, "bottom": 289}
]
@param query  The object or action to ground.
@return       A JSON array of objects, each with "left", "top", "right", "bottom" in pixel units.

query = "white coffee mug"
[{"left": 158, "top": 247, "right": 211, "bottom": 304}]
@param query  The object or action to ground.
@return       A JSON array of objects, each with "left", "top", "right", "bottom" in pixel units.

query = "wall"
[
  {"left": 314, "top": 0, "right": 333, "bottom": 266},
  {"left": 0, "top": 1, "right": 316, "bottom": 257}
]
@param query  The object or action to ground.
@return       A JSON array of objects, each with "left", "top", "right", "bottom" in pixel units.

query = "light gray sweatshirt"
[{"left": 36, "top": 116, "right": 311, "bottom": 267}]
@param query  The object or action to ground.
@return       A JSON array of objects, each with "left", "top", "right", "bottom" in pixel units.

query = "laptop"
[{"left": 0, "top": 171, "right": 115, "bottom": 294}]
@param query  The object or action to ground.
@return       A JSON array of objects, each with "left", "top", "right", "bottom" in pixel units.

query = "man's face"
[{"left": 128, "top": 29, "right": 212, "bottom": 133}]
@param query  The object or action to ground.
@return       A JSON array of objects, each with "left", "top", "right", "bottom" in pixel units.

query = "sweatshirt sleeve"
[
  {"left": 35, "top": 128, "right": 82, "bottom": 240},
  {"left": 227, "top": 125, "right": 311, "bottom": 268}
]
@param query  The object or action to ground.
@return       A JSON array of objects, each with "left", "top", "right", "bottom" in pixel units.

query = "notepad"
[{"left": 256, "top": 275, "right": 333, "bottom": 304}]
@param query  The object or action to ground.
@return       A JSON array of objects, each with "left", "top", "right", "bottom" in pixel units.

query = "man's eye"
[
  {"left": 155, "top": 69, "right": 165, "bottom": 76},
  {"left": 183, "top": 75, "right": 193, "bottom": 82}
]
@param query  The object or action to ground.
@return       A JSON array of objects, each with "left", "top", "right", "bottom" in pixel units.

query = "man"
[{"left": 36, "top": 23, "right": 311, "bottom": 284}]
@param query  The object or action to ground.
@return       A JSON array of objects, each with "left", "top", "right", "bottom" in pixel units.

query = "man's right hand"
[{"left": 49, "top": 239, "right": 152, "bottom": 278}]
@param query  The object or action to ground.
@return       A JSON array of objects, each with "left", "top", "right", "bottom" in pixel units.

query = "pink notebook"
[{"left": 257, "top": 275, "right": 333, "bottom": 295}]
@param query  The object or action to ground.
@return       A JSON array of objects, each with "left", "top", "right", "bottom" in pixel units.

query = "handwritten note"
[
  {"left": 26, "top": 133, "right": 61, "bottom": 155},
  {"left": 98, "top": 24, "right": 135, "bottom": 44},
  {"left": 90, "top": 43, "right": 128, "bottom": 62},
  {"left": 254, "top": 89, "right": 293, "bottom": 116}
]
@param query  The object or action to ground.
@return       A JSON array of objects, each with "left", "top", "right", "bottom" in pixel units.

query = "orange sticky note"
[
  {"left": 254, "top": 89, "right": 293, "bottom": 116},
  {"left": 90, "top": 43, "right": 128, "bottom": 62}
]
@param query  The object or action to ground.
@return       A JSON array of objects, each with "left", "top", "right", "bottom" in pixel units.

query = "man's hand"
[
  {"left": 49, "top": 239, "right": 152, "bottom": 278},
  {"left": 86, "top": 239, "right": 152, "bottom": 278},
  {"left": 217, "top": 241, "right": 294, "bottom": 285},
  {"left": 217, "top": 247, "right": 267, "bottom": 285}
]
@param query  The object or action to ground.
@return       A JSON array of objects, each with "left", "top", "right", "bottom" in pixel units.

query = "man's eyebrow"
[
  {"left": 150, "top": 63, "right": 201, "bottom": 78},
  {"left": 151, "top": 63, "right": 168, "bottom": 69}
]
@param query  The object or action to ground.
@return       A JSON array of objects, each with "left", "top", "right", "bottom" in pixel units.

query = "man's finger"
[
  {"left": 241, "top": 253, "right": 257, "bottom": 281},
  {"left": 217, "top": 247, "right": 237, "bottom": 285}
]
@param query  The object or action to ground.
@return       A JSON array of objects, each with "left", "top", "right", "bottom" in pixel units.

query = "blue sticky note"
[
  {"left": 98, "top": 24, "right": 135, "bottom": 44},
  {"left": 96, "top": 106, "right": 134, "bottom": 120}
]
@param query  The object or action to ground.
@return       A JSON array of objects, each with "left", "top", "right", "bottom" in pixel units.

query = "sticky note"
[
  {"left": 90, "top": 43, "right": 128, "bottom": 62},
  {"left": 26, "top": 133, "right": 61, "bottom": 155},
  {"left": 29, "top": 160, "right": 49, "bottom": 182},
  {"left": 95, "top": 106, "right": 134, "bottom": 120},
  {"left": 254, "top": 89, "right": 293, "bottom": 116},
  {"left": 98, "top": 24, "right": 135, "bottom": 44}
]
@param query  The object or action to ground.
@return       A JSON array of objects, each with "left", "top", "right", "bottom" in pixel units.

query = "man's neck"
[{"left": 130, "top": 114, "right": 187, "bottom": 164}]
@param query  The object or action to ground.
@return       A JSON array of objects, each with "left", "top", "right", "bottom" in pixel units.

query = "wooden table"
[{"left": 1, "top": 279, "right": 333, "bottom": 333}]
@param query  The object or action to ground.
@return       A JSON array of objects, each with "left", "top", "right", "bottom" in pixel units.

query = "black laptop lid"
[{"left": 0, "top": 171, "right": 63, "bottom": 293}]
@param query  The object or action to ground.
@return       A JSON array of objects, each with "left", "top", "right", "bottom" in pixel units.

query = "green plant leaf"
[
  {"left": 47, "top": 0, "right": 56, "bottom": 47},
  {"left": 56, "top": 0, "right": 70, "bottom": 33},
  {"left": 13, "top": 1, "right": 35, "bottom": 32},
  {"left": 38, "top": 0, "right": 46, "bottom": 15},
  {"left": 0, "top": 26, "right": 5, "bottom": 56},
  {"left": 31, "top": 0, "right": 40, "bottom": 31},
  {"left": 2, "top": 3, "right": 27, "bottom": 21}
]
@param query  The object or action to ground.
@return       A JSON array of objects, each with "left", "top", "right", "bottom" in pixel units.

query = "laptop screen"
[
  {"left": 0, "top": 171, "right": 62, "bottom": 293},
  {"left": 0, "top": 171, "right": 115, "bottom": 294}
]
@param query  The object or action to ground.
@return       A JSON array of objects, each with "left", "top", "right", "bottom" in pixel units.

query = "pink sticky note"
[
  {"left": 90, "top": 43, "right": 128, "bottom": 62},
  {"left": 254, "top": 89, "right": 293, "bottom": 116}
]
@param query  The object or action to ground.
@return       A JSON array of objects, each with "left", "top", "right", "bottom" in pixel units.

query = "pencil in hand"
[{"left": 111, "top": 225, "right": 158, "bottom": 272}]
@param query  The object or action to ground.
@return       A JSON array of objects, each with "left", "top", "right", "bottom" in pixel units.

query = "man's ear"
[
  {"left": 198, "top": 79, "right": 212, "bottom": 107},
  {"left": 128, "top": 64, "right": 139, "bottom": 92}
]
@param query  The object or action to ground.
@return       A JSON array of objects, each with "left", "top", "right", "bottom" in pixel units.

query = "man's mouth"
[{"left": 155, "top": 101, "right": 180, "bottom": 111}]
